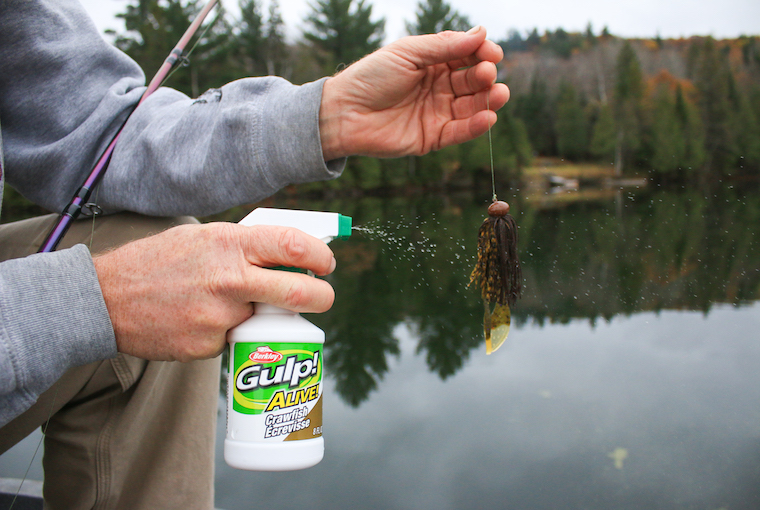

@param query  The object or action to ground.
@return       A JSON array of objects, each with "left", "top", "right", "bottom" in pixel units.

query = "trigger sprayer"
[{"left": 224, "top": 207, "right": 351, "bottom": 471}]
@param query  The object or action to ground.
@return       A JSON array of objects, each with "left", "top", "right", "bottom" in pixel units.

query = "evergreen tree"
[
  {"left": 113, "top": 0, "right": 229, "bottom": 96},
  {"left": 303, "top": 0, "right": 385, "bottom": 71},
  {"left": 554, "top": 82, "right": 589, "bottom": 160},
  {"left": 590, "top": 104, "right": 616, "bottom": 163},
  {"left": 406, "top": 0, "right": 470, "bottom": 35},
  {"left": 612, "top": 42, "right": 644, "bottom": 174},
  {"left": 514, "top": 74, "right": 554, "bottom": 155},
  {"left": 545, "top": 28, "right": 581, "bottom": 59},
  {"left": 236, "top": 0, "right": 265, "bottom": 76},
  {"left": 726, "top": 68, "right": 760, "bottom": 173},
  {"left": 264, "top": 0, "right": 288, "bottom": 76},
  {"left": 196, "top": 13, "right": 237, "bottom": 93},
  {"left": 525, "top": 28, "right": 541, "bottom": 50},
  {"left": 692, "top": 37, "right": 735, "bottom": 176},
  {"left": 584, "top": 22, "right": 596, "bottom": 47},
  {"left": 643, "top": 76, "right": 706, "bottom": 181},
  {"left": 674, "top": 85, "right": 706, "bottom": 172},
  {"left": 495, "top": 103, "right": 533, "bottom": 175},
  {"left": 502, "top": 29, "right": 526, "bottom": 53},
  {"left": 650, "top": 84, "right": 687, "bottom": 177},
  {"left": 114, "top": 0, "right": 198, "bottom": 95}
]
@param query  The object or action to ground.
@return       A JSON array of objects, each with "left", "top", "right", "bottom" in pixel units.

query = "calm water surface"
[
  {"left": 212, "top": 185, "right": 760, "bottom": 510},
  {"left": 3, "top": 185, "right": 760, "bottom": 509}
]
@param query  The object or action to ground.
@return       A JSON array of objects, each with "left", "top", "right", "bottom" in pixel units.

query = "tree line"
[
  {"left": 505, "top": 31, "right": 760, "bottom": 183},
  {"left": 5, "top": 0, "right": 759, "bottom": 224},
  {"left": 108, "top": 1, "right": 760, "bottom": 191}
]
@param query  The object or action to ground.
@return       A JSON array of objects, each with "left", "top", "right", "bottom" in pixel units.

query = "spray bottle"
[{"left": 224, "top": 207, "right": 352, "bottom": 471}]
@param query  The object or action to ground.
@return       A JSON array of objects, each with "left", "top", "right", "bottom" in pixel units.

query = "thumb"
[{"left": 395, "top": 26, "right": 497, "bottom": 69}]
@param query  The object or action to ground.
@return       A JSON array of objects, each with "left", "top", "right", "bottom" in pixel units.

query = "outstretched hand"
[{"left": 319, "top": 26, "right": 510, "bottom": 160}]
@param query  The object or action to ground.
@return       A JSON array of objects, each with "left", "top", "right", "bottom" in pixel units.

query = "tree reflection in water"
[{"left": 238, "top": 184, "right": 760, "bottom": 407}]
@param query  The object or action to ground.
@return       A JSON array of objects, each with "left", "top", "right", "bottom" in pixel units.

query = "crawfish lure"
[{"left": 469, "top": 200, "right": 522, "bottom": 354}]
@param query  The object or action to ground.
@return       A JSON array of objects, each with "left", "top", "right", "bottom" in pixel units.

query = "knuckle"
[
  {"left": 283, "top": 280, "right": 309, "bottom": 309},
  {"left": 208, "top": 267, "right": 242, "bottom": 296},
  {"left": 280, "top": 228, "right": 308, "bottom": 262},
  {"left": 206, "top": 222, "right": 240, "bottom": 248}
]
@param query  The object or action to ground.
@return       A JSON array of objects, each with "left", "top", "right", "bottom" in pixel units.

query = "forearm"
[
  {"left": 0, "top": 0, "right": 345, "bottom": 218},
  {"left": 0, "top": 245, "right": 116, "bottom": 426},
  {"left": 98, "top": 77, "right": 344, "bottom": 216}
]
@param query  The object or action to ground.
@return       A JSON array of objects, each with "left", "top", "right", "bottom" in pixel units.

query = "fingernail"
[
  {"left": 329, "top": 256, "right": 337, "bottom": 273},
  {"left": 466, "top": 26, "right": 482, "bottom": 35}
]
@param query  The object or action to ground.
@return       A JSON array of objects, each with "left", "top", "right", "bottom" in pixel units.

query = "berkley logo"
[{"left": 249, "top": 346, "right": 283, "bottom": 364}]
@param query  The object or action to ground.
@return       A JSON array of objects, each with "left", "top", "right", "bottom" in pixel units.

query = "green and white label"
[{"left": 231, "top": 342, "right": 323, "bottom": 441}]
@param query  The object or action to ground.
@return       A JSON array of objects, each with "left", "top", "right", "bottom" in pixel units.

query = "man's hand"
[
  {"left": 93, "top": 223, "right": 336, "bottom": 362},
  {"left": 319, "top": 26, "right": 510, "bottom": 161}
]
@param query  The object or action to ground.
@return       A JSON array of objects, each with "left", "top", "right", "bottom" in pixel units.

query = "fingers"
[
  {"left": 234, "top": 224, "right": 337, "bottom": 313},
  {"left": 450, "top": 61, "right": 498, "bottom": 98},
  {"left": 237, "top": 224, "right": 337, "bottom": 277},
  {"left": 439, "top": 108, "right": 499, "bottom": 149},
  {"left": 444, "top": 39, "right": 504, "bottom": 70},
  {"left": 395, "top": 26, "right": 504, "bottom": 70},
  {"left": 451, "top": 83, "right": 510, "bottom": 119},
  {"left": 243, "top": 266, "right": 336, "bottom": 314}
]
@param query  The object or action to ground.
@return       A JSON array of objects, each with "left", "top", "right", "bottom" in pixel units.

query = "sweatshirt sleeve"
[
  {"left": 0, "top": 0, "right": 344, "bottom": 217},
  {"left": 0, "top": 245, "right": 116, "bottom": 427},
  {"left": 0, "top": 0, "right": 346, "bottom": 425}
]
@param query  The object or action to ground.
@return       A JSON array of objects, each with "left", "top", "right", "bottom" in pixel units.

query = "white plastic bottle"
[{"left": 224, "top": 208, "right": 351, "bottom": 471}]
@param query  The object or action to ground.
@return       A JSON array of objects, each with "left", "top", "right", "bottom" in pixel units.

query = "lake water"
[{"left": 3, "top": 184, "right": 760, "bottom": 509}]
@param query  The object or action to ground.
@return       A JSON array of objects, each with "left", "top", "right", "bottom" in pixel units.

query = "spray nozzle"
[{"left": 239, "top": 207, "right": 351, "bottom": 244}]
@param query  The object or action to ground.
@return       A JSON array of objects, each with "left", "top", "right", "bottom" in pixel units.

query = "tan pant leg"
[{"left": 0, "top": 213, "right": 221, "bottom": 510}]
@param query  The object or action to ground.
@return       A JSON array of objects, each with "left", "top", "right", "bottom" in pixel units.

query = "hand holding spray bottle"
[{"left": 224, "top": 208, "right": 352, "bottom": 471}]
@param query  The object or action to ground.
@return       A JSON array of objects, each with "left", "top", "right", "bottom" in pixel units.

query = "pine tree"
[
  {"left": 113, "top": 0, "right": 229, "bottom": 97},
  {"left": 650, "top": 84, "right": 686, "bottom": 177},
  {"left": 692, "top": 37, "right": 735, "bottom": 176},
  {"left": 114, "top": 0, "right": 197, "bottom": 95},
  {"left": 303, "top": 0, "right": 385, "bottom": 71},
  {"left": 612, "top": 42, "right": 644, "bottom": 174},
  {"left": 514, "top": 75, "right": 554, "bottom": 155},
  {"left": 726, "top": 67, "right": 760, "bottom": 174},
  {"left": 554, "top": 82, "right": 589, "bottom": 160},
  {"left": 525, "top": 28, "right": 541, "bottom": 50},
  {"left": 406, "top": 0, "right": 470, "bottom": 35},
  {"left": 590, "top": 104, "right": 616, "bottom": 163},
  {"left": 236, "top": 0, "right": 265, "bottom": 76},
  {"left": 503, "top": 29, "right": 526, "bottom": 53},
  {"left": 674, "top": 85, "right": 706, "bottom": 173},
  {"left": 264, "top": 0, "right": 288, "bottom": 76},
  {"left": 495, "top": 104, "right": 533, "bottom": 175},
  {"left": 584, "top": 22, "right": 595, "bottom": 47}
]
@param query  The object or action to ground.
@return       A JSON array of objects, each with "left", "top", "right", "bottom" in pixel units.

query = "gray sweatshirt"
[{"left": 0, "top": 0, "right": 344, "bottom": 426}]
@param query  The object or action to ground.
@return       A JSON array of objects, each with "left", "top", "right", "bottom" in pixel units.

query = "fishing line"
[
  {"left": 88, "top": 187, "right": 101, "bottom": 251},
  {"left": 8, "top": 385, "right": 61, "bottom": 510},
  {"left": 487, "top": 92, "right": 497, "bottom": 202},
  {"left": 38, "top": 0, "right": 220, "bottom": 253},
  {"left": 10, "top": 3, "right": 222, "bottom": 505},
  {"left": 159, "top": 7, "right": 221, "bottom": 89},
  {"left": 12, "top": 182, "right": 102, "bottom": 510}
]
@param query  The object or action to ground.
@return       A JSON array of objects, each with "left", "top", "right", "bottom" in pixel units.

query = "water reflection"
[
  {"left": 4, "top": 184, "right": 760, "bottom": 510},
  {"left": 258, "top": 184, "right": 760, "bottom": 407},
  {"left": 214, "top": 304, "right": 760, "bottom": 510}
]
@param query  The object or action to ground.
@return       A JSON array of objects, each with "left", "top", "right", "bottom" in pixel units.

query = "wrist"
[{"left": 319, "top": 77, "right": 348, "bottom": 161}]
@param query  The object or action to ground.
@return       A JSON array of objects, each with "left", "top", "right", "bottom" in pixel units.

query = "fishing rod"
[{"left": 37, "top": 0, "right": 220, "bottom": 253}]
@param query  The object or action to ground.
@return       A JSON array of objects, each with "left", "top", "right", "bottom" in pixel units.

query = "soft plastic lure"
[{"left": 469, "top": 200, "right": 522, "bottom": 354}]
